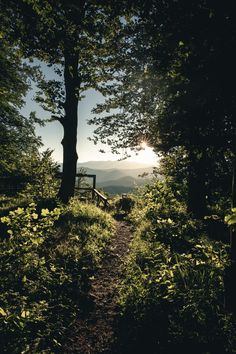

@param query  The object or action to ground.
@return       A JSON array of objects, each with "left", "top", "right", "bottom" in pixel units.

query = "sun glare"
[
  {"left": 140, "top": 141, "right": 148, "bottom": 149},
  {"left": 139, "top": 146, "right": 157, "bottom": 164},
  {"left": 129, "top": 141, "right": 157, "bottom": 164}
]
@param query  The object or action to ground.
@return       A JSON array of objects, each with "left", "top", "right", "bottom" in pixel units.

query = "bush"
[
  {"left": 58, "top": 197, "right": 115, "bottom": 274},
  {"left": 117, "top": 181, "right": 236, "bottom": 353},
  {"left": 0, "top": 203, "right": 61, "bottom": 352},
  {"left": 0, "top": 198, "right": 115, "bottom": 353},
  {"left": 114, "top": 194, "right": 136, "bottom": 214},
  {"left": 18, "top": 149, "right": 60, "bottom": 201}
]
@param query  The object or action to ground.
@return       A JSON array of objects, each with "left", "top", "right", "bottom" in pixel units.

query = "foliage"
[
  {"left": 0, "top": 198, "right": 114, "bottom": 353},
  {"left": 60, "top": 197, "right": 115, "bottom": 271},
  {"left": 0, "top": 31, "right": 42, "bottom": 178},
  {"left": 225, "top": 209, "right": 236, "bottom": 227},
  {"left": 0, "top": 195, "right": 29, "bottom": 215},
  {"left": 0, "top": 203, "right": 61, "bottom": 352},
  {"left": 117, "top": 182, "right": 235, "bottom": 353},
  {"left": 0, "top": 27, "right": 56, "bottom": 202},
  {"left": 1, "top": 0, "right": 236, "bottom": 351},
  {"left": 0, "top": 149, "right": 60, "bottom": 202},
  {"left": 0, "top": 0, "right": 133, "bottom": 202},
  {"left": 89, "top": 0, "right": 236, "bottom": 217},
  {"left": 18, "top": 149, "right": 60, "bottom": 201},
  {"left": 114, "top": 194, "right": 136, "bottom": 214}
]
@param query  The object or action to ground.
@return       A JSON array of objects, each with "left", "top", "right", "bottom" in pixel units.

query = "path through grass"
[{"left": 63, "top": 219, "right": 133, "bottom": 354}]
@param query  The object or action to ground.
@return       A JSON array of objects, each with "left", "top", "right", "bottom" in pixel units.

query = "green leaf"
[
  {"left": 21, "top": 310, "right": 30, "bottom": 318},
  {"left": 225, "top": 214, "right": 236, "bottom": 225},
  {"left": 0, "top": 307, "right": 7, "bottom": 316}
]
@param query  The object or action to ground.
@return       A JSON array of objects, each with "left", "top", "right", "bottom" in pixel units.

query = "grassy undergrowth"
[
  {"left": 116, "top": 181, "right": 236, "bottom": 354},
  {"left": 0, "top": 197, "right": 115, "bottom": 353}
]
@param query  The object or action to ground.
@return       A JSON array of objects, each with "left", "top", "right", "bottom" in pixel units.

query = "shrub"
[
  {"left": 225, "top": 208, "right": 236, "bottom": 227},
  {"left": 0, "top": 203, "right": 61, "bottom": 352},
  {"left": 114, "top": 194, "right": 136, "bottom": 214},
  {"left": 18, "top": 149, "right": 60, "bottom": 201},
  {"left": 117, "top": 181, "right": 236, "bottom": 353},
  {"left": 58, "top": 198, "right": 115, "bottom": 275},
  {"left": 0, "top": 198, "right": 115, "bottom": 353}
]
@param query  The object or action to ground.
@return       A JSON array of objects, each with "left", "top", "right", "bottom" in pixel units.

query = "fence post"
[{"left": 93, "top": 175, "right": 96, "bottom": 201}]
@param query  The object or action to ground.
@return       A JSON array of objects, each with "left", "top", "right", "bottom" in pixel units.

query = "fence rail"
[
  {"left": 93, "top": 188, "right": 108, "bottom": 208},
  {"left": 62, "top": 173, "right": 108, "bottom": 208}
]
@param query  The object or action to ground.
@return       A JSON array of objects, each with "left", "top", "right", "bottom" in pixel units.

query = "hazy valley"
[{"left": 76, "top": 160, "right": 155, "bottom": 194}]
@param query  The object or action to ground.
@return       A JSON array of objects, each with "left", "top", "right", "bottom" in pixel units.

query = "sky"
[{"left": 21, "top": 64, "right": 158, "bottom": 165}]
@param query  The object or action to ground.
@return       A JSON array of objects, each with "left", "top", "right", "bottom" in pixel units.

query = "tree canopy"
[
  {"left": 0, "top": 31, "right": 41, "bottom": 177},
  {"left": 1, "top": 0, "right": 235, "bottom": 215},
  {"left": 1, "top": 0, "right": 133, "bottom": 202},
  {"left": 89, "top": 0, "right": 236, "bottom": 217}
]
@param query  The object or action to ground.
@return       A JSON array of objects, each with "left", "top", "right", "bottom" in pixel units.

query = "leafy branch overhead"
[
  {"left": 89, "top": 0, "right": 236, "bottom": 217},
  {"left": 1, "top": 1, "right": 236, "bottom": 352},
  {"left": 0, "top": 31, "right": 42, "bottom": 176},
  {"left": 1, "top": 0, "right": 134, "bottom": 202}
]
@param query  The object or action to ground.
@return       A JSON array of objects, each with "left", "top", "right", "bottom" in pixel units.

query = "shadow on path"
[{"left": 63, "top": 219, "right": 133, "bottom": 354}]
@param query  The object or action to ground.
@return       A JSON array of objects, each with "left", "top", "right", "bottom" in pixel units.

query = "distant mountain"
[
  {"left": 101, "top": 185, "right": 136, "bottom": 195},
  {"left": 77, "top": 167, "right": 153, "bottom": 183},
  {"left": 98, "top": 176, "right": 150, "bottom": 195},
  {"left": 60, "top": 160, "right": 158, "bottom": 195},
  {"left": 77, "top": 160, "right": 155, "bottom": 170},
  {"left": 98, "top": 175, "right": 149, "bottom": 188}
]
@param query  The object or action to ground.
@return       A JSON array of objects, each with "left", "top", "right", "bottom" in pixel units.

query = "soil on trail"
[{"left": 63, "top": 219, "right": 133, "bottom": 354}]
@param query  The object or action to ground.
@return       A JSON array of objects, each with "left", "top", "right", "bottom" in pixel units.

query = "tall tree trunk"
[
  {"left": 187, "top": 149, "right": 208, "bottom": 218},
  {"left": 58, "top": 48, "right": 79, "bottom": 203}
]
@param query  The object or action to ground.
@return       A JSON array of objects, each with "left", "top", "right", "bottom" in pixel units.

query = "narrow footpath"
[{"left": 64, "top": 219, "right": 133, "bottom": 354}]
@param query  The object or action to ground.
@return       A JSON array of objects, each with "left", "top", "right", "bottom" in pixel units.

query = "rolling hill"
[
  {"left": 77, "top": 160, "right": 155, "bottom": 170},
  {"left": 74, "top": 160, "right": 156, "bottom": 195},
  {"left": 77, "top": 166, "right": 153, "bottom": 183}
]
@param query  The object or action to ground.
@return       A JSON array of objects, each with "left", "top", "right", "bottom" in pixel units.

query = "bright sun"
[
  {"left": 140, "top": 141, "right": 148, "bottom": 149},
  {"left": 129, "top": 141, "right": 157, "bottom": 164}
]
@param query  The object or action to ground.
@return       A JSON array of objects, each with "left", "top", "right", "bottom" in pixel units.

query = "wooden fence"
[
  {"left": 75, "top": 173, "right": 108, "bottom": 208},
  {"left": 0, "top": 173, "right": 108, "bottom": 208}
]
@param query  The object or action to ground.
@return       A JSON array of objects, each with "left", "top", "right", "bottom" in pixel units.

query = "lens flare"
[{"left": 140, "top": 141, "right": 148, "bottom": 149}]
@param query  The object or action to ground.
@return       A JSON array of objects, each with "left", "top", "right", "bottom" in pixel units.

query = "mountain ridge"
[
  {"left": 77, "top": 167, "right": 153, "bottom": 184},
  {"left": 60, "top": 160, "right": 157, "bottom": 195},
  {"left": 77, "top": 160, "right": 155, "bottom": 170}
]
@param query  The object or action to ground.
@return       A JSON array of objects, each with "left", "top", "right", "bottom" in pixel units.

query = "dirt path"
[{"left": 64, "top": 219, "right": 133, "bottom": 354}]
